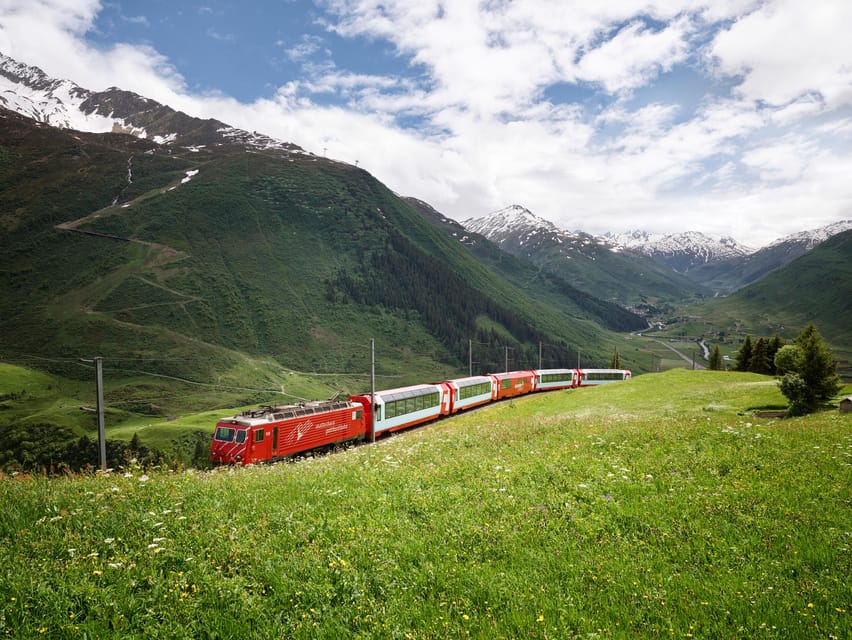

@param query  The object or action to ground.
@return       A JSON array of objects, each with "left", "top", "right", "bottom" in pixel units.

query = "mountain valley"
[{"left": 0, "top": 52, "right": 850, "bottom": 467}]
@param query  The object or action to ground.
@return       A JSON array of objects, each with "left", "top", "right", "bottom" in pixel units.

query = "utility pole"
[
  {"left": 539, "top": 341, "right": 542, "bottom": 369},
  {"left": 81, "top": 357, "right": 107, "bottom": 470},
  {"left": 370, "top": 339, "right": 376, "bottom": 443},
  {"left": 468, "top": 339, "right": 472, "bottom": 377},
  {"left": 96, "top": 357, "right": 106, "bottom": 470}
]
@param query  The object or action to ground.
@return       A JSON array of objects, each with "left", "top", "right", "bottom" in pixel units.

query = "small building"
[{"left": 841, "top": 396, "right": 852, "bottom": 413}]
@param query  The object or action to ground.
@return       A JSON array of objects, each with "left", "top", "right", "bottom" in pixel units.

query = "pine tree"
[
  {"left": 708, "top": 345, "right": 723, "bottom": 370},
  {"left": 767, "top": 335, "right": 785, "bottom": 375},
  {"left": 735, "top": 335, "right": 753, "bottom": 371},
  {"left": 610, "top": 347, "right": 621, "bottom": 369},
  {"left": 749, "top": 337, "right": 772, "bottom": 374},
  {"left": 129, "top": 432, "right": 141, "bottom": 454},
  {"left": 778, "top": 324, "right": 842, "bottom": 416}
]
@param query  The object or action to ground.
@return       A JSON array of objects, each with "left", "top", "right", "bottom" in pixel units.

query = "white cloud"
[
  {"left": 0, "top": 0, "right": 850, "bottom": 247},
  {"left": 121, "top": 14, "right": 149, "bottom": 27},
  {"left": 205, "top": 27, "right": 235, "bottom": 43},
  {"left": 574, "top": 16, "right": 693, "bottom": 94},
  {"left": 741, "top": 138, "right": 815, "bottom": 183},
  {"left": 710, "top": 0, "right": 852, "bottom": 108},
  {"left": 278, "top": 34, "right": 326, "bottom": 62}
]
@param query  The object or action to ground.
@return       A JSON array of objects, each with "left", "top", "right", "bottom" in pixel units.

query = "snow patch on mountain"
[
  {"left": 0, "top": 53, "right": 149, "bottom": 137},
  {"left": 463, "top": 204, "right": 560, "bottom": 241},
  {"left": 767, "top": 219, "right": 852, "bottom": 249},
  {"left": 0, "top": 53, "right": 307, "bottom": 154},
  {"left": 604, "top": 230, "right": 752, "bottom": 264}
]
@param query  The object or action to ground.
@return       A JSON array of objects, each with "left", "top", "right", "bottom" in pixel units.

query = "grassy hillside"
[{"left": 2, "top": 371, "right": 850, "bottom": 638}]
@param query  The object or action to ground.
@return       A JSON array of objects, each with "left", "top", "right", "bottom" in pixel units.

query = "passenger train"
[{"left": 209, "top": 368, "right": 631, "bottom": 465}]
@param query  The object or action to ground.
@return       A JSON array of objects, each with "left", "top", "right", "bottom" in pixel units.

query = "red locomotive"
[
  {"left": 210, "top": 368, "right": 631, "bottom": 465},
  {"left": 209, "top": 399, "right": 366, "bottom": 465}
]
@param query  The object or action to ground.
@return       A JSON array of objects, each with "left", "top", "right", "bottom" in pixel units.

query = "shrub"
[{"left": 776, "top": 324, "right": 842, "bottom": 415}]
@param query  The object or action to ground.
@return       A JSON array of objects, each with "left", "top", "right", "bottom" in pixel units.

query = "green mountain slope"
[
  {"left": 685, "top": 229, "right": 852, "bottom": 364},
  {"left": 0, "top": 108, "right": 639, "bottom": 393}
]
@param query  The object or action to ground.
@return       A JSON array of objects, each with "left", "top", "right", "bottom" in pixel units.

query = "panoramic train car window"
[
  {"left": 541, "top": 373, "right": 572, "bottom": 383},
  {"left": 459, "top": 382, "right": 490, "bottom": 400},
  {"left": 254, "top": 429, "right": 264, "bottom": 443},
  {"left": 586, "top": 372, "right": 626, "bottom": 381}
]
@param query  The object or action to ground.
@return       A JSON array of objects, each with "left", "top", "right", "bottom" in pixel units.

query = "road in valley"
[{"left": 648, "top": 338, "right": 706, "bottom": 370}]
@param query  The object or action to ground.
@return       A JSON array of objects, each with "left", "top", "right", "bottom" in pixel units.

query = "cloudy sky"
[{"left": 2, "top": 0, "right": 851, "bottom": 247}]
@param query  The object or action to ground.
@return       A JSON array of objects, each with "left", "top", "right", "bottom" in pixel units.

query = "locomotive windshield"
[{"left": 215, "top": 426, "right": 248, "bottom": 443}]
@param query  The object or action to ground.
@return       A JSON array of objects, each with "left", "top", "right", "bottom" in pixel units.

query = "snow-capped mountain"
[
  {"left": 464, "top": 204, "right": 619, "bottom": 264},
  {"left": 0, "top": 52, "right": 301, "bottom": 151},
  {"left": 465, "top": 206, "right": 751, "bottom": 272},
  {"left": 459, "top": 205, "right": 707, "bottom": 305},
  {"left": 463, "top": 204, "right": 560, "bottom": 245},
  {"left": 463, "top": 205, "right": 851, "bottom": 295},
  {"left": 766, "top": 219, "right": 852, "bottom": 251},
  {"left": 604, "top": 230, "right": 752, "bottom": 272}
]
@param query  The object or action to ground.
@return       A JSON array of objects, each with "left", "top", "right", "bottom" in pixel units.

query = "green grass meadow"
[{"left": 2, "top": 370, "right": 850, "bottom": 638}]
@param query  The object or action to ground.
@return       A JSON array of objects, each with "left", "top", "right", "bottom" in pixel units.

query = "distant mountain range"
[
  {"left": 464, "top": 204, "right": 851, "bottom": 295},
  {"left": 460, "top": 205, "right": 707, "bottom": 310}
]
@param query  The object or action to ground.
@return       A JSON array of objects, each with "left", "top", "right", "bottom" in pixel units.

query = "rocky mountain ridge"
[{"left": 0, "top": 52, "right": 302, "bottom": 151}]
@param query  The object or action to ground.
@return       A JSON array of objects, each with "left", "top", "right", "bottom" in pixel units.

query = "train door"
[
  {"left": 271, "top": 426, "right": 279, "bottom": 458},
  {"left": 250, "top": 427, "right": 272, "bottom": 462},
  {"left": 441, "top": 386, "right": 451, "bottom": 415}
]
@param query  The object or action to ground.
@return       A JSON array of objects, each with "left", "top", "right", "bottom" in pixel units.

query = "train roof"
[
  {"left": 443, "top": 375, "right": 492, "bottom": 385},
  {"left": 218, "top": 399, "right": 356, "bottom": 427},
  {"left": 352, "top": 383, "right": 442, "bottom": 403}
]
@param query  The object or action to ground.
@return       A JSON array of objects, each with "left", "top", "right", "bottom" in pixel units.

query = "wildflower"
[
  {"left": 139, "top": 474, "right": 149, "bottom": 482},
  {"left": 92, "top": 570, "right": 102, "bottom": 576},
  {"left": 104, "top": 538, "right": 115, "bottom": 544},
  {"left": 537, "top": 615, "right": 544, "bottom": 623}
]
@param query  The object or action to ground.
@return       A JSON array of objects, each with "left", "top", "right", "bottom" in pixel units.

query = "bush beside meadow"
[{"left": 1, "top": 370, "right": 850, "bottom": 639}]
